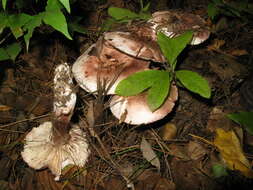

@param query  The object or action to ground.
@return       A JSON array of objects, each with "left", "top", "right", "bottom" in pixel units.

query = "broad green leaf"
[
  {"left": 43, "top": 0, "right": 72, "bottom": 40},
  {"left": 176, "top": 70, "right": 211, "bottom": 98},
  {"left": 58, "top": 0, "right": 71, "bottom": 13},
  {"left": 108, "top": 7, "right": 139, "bottom": 22},
  {"left": 116, "top": 70, "right": 158, "bottom": 96},
  {"left": 24, "top": 13, "right": 43, "bottom": 50},
  {"left": 116, "top": 70, "right": 171, "bottom": 111},
  {"left": 0, "top": 48, "right": 9, "bottom": 61},
  {"left": 2, "top": 0, "right": 7, "bottom": 10},
  {"left": 227, "top": 111, "right": 253, "bottom": 135},
  {"left": 212, "top": 164, "right": 228, "bottom": 178},
  {"left": 0, "top": 12, "right": 8, "bottom": 34},
  {"left": 5, "top": 43, "right": 22, "bottom": 61},
  {"left": 147, "top": 71, "right": 171, "bottom": 111},
  {"left": 8, "top": 13, "right": 32, "bottom": 39},
  {"left": 157, "top": 31, "right": 193, "bottom": 66}
]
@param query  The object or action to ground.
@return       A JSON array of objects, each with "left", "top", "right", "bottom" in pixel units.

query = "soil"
[{"left": 0, "top": 0, "right": 253, "bottom": 189}]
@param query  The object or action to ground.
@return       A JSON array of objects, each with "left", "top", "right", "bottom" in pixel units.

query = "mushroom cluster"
[
  {"left": 21, "top": 10, "right": 210, "bottom": 179},
  {"left": 72, "top": 10, "right": 210, "bottom": 125}
]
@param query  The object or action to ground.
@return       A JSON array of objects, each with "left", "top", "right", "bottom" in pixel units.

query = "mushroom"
[
  {"left": 110, "top": 84, "right": 178, "bottom": 125},
  {"left": 72, "top": 38, "right": 150, "bottom": 94},
  {"left": 21, "top": 63, "right": 89, "bottom": 180},
  {"left": 147, "top": 10, "right": 210, "bottom": 45}
]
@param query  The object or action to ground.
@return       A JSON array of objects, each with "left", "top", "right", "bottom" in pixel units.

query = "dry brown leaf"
[
  {"left": 140, "top": 137, "right": 160, "bottom": 171},
  {"left": 0, "top": 105, "right": 12, "bottom": 111},
  {"left": 226, "top": 49, "right": 248, "bottom": 56},
  {"left": 213, "top": 128, "right": 253, "bottom": 178},
  {"left": 207, "top": 39, "right": 225, "bottom": 51},
  {"left": 187, "top": 141, "right": 207, "bottom": 160}
]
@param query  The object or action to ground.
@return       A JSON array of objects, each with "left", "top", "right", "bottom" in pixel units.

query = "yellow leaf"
[{"left": 214, "top": 128, "right": 253, "bottom": 178}]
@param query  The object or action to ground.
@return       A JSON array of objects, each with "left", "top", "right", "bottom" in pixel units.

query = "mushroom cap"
[
  {"left": 148, "top": 10, "right": 210, "bottom": 45},
  {"left": 72, "top": 41, "right": 150, "bottom": 94},
  {"left": 54, "top": 63, "right": 76, "bottom": 118},
  {"left": 104, "top": 31, "right": 165, "bottom": 62},
  {"left": 110, "top": 84, "right": 178, "bottom": 125},
  {"left": 21, "top": 121, "right": 90, "bottom": 181}
]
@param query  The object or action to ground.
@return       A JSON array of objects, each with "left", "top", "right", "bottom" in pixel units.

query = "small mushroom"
[
  {"left": 110, "top": 84, "right": 178, "bottom": 125},
  {"left": 72, "top": 39, "right": 150, "bottom": 94},
  {"left": 148, "top": 10, "right": 210, "bottom": 45},
  {"left": 22, "top": 63, "right": 89, "bottom": 180}
]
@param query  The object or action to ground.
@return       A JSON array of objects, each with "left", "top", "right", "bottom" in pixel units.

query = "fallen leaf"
[
  {"left": 140, "top": 137, "right": 160, "bottom": 171},
  {"left": 159, "top": 123, "right": 177, "bottom": 141},
  {"left": 0, "top": 105, "right": 12, "bottom": 111},
  {"left": 207, "top": 39, "right": 225, "bottom": 51},
  {"left": 213, "top": 128, "right": 253, "bottom": 178},
  {"left": 226, "top": 49, "right": 248, "bottom": 56},
  {"left": 154, "top": 178, "right": 175, "bottom": 190},
  {"left": 187, "top": 141, "right": 207, "bottom": 160}
]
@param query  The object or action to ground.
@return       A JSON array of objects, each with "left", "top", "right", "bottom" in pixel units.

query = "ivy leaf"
[
  {"left": 58, "top": 0, "right": 71, "bottom": 13},
  {"left": 176, "top": 70, "right": 211, "bottom": 98},
  {"left": 43, "top": 0, "right": 72, "bottom": 40},
  {"left": 227, "top": 111, "right": 253, "bottom": 135},
  {"left": 24, "top": 13, "right": 43, "bottom": 50},
  {"left": 0, "top": 43, "right": 22, "bottom": 61},
  {"left": 108, "top": 7, "right": 139, "bottom": 22},
  {"left": 116, "top": 70, "right": 171, "bottom": 111},
  {"left": 212, "top": 164, "right": 228, "bottom": 178},
  {"left": 157, "top": 31, "right": 193, "bottom": 66}
]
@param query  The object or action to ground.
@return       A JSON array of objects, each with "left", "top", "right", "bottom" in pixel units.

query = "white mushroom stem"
[
  {"left": 22, "top": 63, "right": 89, "bottom": 180},
  {"left": 110, "top": 84, "right": 178, "bottom": 125}
]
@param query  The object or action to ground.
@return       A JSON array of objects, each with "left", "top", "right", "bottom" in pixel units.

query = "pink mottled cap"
[
  {"left": 110, "top": 84, "right": 178, "bottom": 125},
  {"left": 72, "top": 40, "right": 150, "bottom": 94}
]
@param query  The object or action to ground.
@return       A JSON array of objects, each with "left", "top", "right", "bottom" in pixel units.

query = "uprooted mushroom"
[
  {"left": 72, "top": 10, "right": 210, "bottom": 125},
  {"left": 22, "top": 63, "right": 90, "bottom": 180}
]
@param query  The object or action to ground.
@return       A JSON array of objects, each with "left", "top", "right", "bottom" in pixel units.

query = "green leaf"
[
  {"left": 0, "top": 48, "right": 9, "bottom": 61},
  {"left": 0, "top": 12, "right": 8, "bottom": 34},
  {"left": 68, "top": 18, "right": 88, "bottom": 35},
  {"left": 116, "top": 70, "right": 157, "bottom": 96},
  {"left": 108, "top": 7, "right": 139, "bottom": 22},
  {"left": 8, "top": 13, "right": 32, "bottom": 39},
  {"left": 2, "top": 0, "right": 7, "bottom": 10},
  {"left": 116, "top": 70, "right": 171, "bottom": 111},
  {"left": 157, "top": 31, "right": 193, "bottom": 66},
  {"left": 0, "top": 43, "right": 22, "bottom": 61},
  {"left": 176, "top": 70, "right": 211, "bottom": 98},
  {"left": 212, "top": 164, "right": 228, "bottom": 178},
  {"left": 147, "top": 72, "right": 171, "bottom": 111},
  {"left": 207, "top": 2, "right": 220, "bottom": 20},
  {"left": 227, "top": 111, "right": 253, "bottom": 135},
  {"left": 58, "top": 0, "right": 71, "bottom": 13},
  {"left": 5, "top": 43, "right": 22, "bottom": 61},
  {"left": 24, "top": 13, "right": 43, "bottom": 50},
  {"left": 43, "top": 0, "right": 72, "bottom": 40}
]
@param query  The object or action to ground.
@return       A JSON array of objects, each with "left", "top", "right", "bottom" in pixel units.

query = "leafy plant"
[
  {"left": 102, "top": 0, "right": 151, "bottom": 31},
  {"left": 0, "top": 0, "right": 87, "bottom": 62},
  {"left": 116, "top": 31, "right": 211, "bottom": 111},
  {"left": 227, "top": 111, "right": 253, "bottom": 135},
  {"left": 208, "top": 0, "right": 253, "bottom": 20}
]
